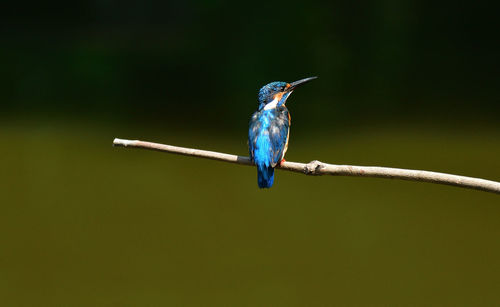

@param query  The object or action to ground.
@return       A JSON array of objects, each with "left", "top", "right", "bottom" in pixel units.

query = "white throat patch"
[
  {"left": 263, "top": 97, "right": 279, "bottom": 110},
  {"left": 263, "top": 91, "right": 292, "bottom": 110}
]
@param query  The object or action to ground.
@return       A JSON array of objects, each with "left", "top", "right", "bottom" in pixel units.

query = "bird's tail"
[{"left": 257, "top": 164, "right": 275, "bottom": 188}]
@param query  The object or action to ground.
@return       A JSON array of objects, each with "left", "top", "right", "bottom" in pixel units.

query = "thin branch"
[{"left": 113, "top": 138, "right": 500, "bottom": 194}]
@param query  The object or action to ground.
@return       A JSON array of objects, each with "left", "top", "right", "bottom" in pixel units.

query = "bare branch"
[{"left": 113, "top": 138, "right": 500, "bottom": 194}]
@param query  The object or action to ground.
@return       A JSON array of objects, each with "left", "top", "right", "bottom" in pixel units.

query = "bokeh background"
[{"left": 1, "top": 0, "right": 499, "bottom": 305}]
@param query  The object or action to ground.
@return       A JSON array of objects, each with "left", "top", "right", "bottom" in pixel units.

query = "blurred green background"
[{"left": 1, "top": 0, "right": 499, "bottom": 305}]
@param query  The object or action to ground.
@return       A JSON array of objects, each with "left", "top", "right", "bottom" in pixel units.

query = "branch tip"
[{"left": 113, "top": 138, "right": 135, "bottom": 147}]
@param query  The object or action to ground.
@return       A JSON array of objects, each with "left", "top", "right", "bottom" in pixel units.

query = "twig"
[{"left": 113, "top": 138, "right": 500, "bottom": 194}]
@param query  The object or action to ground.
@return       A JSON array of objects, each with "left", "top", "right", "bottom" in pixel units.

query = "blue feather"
[
  {"left": 257, "top": 164, "right": 274, "bottom": 188},
  {"left": 249, "top": 108, "right": 289, "bottom": 189},
  {"left": 253, "top": 119, "right": 273, "bottom": 188}
]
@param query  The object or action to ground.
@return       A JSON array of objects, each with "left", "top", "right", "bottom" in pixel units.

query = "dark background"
[{"left": 1, "top": 0, "right": 499, "bottom": 305}]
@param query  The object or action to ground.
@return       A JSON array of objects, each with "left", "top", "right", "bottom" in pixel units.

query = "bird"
[{"left": 248, "top": 76, "right": 317, "bottom": 188}]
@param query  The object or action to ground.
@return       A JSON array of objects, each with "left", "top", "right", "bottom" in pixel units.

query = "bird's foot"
[{"left": 280, "top": 158, "right": 286, "bottom": 166}]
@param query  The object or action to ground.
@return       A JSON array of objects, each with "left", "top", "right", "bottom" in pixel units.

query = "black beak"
[{"left": 288, "top": 76, "right": 317, "bottom": 91}]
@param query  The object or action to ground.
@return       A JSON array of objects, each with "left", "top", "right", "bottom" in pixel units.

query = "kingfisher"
[{"left": 248, "top": 76, "right": 317, "bottom": 188}]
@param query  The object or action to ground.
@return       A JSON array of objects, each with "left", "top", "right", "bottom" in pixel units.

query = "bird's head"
[{"left": 257, "top": 76, "right": 317, "bottom": 110}]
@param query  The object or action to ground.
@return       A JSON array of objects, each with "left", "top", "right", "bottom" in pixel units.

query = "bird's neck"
[
  {"left": 262, "top": 96, "right": 280, "bottom": 110},
  {"left": 260, "top": 91, "right": 292, "bottom": 111}
]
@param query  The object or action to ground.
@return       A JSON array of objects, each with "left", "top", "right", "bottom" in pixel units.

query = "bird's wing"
[
  {"left": 248, "top": 108, "right": 289, "bottom": 167},
  {"left": 269, "top": 107, "right": 290, "bottom": 167},
  {"left": 248, "top": 111, "right": 262, "bottom": 159}
]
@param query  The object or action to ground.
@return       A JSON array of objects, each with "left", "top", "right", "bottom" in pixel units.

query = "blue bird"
[{"left": 248, "top": 76, "right": 317, "bottom": 188}]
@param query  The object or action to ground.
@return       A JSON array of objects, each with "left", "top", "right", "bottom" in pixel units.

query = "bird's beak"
[{"left": 287, "top": 76, "right": 317, "bottom": 91}]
